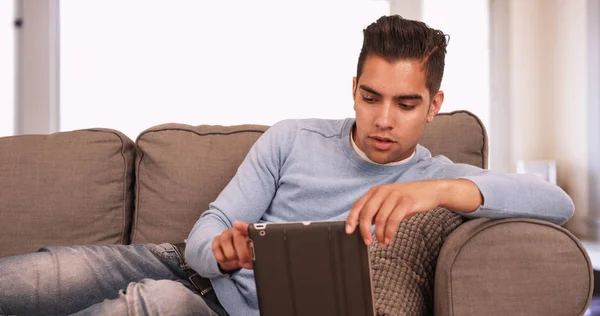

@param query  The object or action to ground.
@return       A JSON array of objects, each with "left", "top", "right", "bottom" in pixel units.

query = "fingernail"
[
  {"left": 385, "top": 237, "right": 390, "bottom": 245},
  {"left": 365, "top": 238, "right": 371, "bottom": 246},
  {"left": 346, "top": 224, "right": 352, "bottom": 234}
]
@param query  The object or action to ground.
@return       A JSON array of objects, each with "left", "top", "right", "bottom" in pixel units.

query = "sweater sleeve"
[
  {"left": 428, "top": 157, "right": 574, "bottom": 225},
  {"left": 185, "top": 120, "right": 295, "bottom": 278}
]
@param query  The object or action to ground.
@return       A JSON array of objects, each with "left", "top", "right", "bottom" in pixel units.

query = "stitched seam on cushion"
[
  {"left": 132, "top": 148, "right": 144, "bottom": 244},
  {"left": 137, "top": 127, "right": 267, "bottom": 140},
  {"left": 449, "top": 219, "right": 591, "bottom": 316},
  {"left": 459, "top": 111, "right": 487, "bottom": 169},
  {"left": 86, "top": 129, "right": 131, "bottom": 245},
  {"left": 555, "top": 225, "right": 595, "bottom": 316},
  {"left": 132, "top": 127, "right": 266, "bottom": 244}
]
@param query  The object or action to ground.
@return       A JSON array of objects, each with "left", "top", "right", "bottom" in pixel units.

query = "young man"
[{"left": 0, "top": 15, "right": 573, "bottom": 316}]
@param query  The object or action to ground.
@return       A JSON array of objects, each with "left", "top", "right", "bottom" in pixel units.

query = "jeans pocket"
[{"left": 145, "top": 243, "right": 180, "bottom": 262}]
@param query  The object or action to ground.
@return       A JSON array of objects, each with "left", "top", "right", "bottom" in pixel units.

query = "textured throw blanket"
[{"left": 370, "top": 207, "right": 464, "bottom": 316}]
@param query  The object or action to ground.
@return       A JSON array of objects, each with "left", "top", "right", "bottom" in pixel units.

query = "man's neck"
[{"left": 350, "top": 126, "right": 414, "bottom": 166}]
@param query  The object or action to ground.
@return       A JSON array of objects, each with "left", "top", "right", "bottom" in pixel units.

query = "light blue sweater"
[{"left": 185, "top": 118, "right": 574, "bottom": 316}]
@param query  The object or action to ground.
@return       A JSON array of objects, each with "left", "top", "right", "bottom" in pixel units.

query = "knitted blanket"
[{"left": 370, "top": 207, "right": 464, "bottom": 316}]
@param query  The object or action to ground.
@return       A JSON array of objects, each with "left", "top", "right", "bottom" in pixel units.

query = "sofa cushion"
[
  {"left": 0, "top": 129, "right": 135, "bottom": 258},
  {"left": 132, "top": 124, "right": 268, "bottom": 244},
  {"left": 371, "top": 207, "right": 464, "bottom": 315},
  {"left": 421, "top": 110, "right": 487, "bottom": 168}
]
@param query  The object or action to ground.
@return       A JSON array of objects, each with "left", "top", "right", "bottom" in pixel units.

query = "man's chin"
[{"left": 366, "top": 153, "right": 393, "bottom": 165}]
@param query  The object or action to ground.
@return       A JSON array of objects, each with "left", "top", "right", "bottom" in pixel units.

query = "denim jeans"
[{"left": 0, "top": 243, "right": 229, "bottom": 316}]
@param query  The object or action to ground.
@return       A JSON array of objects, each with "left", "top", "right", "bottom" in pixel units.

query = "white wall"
[
  {"left": 0, "top": 1, "right": 14, "bottom": 137},
  {"left": 14, "top": 0, "right": 60, "bottom": 135},
  {"left": 506, "top": 0, "right": 589, "bottom": 237},
  {"left": 587, "top": 0, "right": 600, "bottom": 240},
  {"left": 421, "top": 0, "right": 490, "bottom": 131},
  {"left": 59, "top": 1, "right": 390, "bottom": 139},
  {"left": 388, "top": 0, "right": 421, "bottom": 20}
]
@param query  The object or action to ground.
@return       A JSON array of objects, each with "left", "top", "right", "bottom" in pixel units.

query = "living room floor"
[
  {"left": 586, "top": 298, "right": 600, "bottom": 315},
  {"left": 584, "top": 269, "right": 600, "bottom": 315}
]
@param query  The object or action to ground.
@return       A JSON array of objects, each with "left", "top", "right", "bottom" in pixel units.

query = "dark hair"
[{"left": 357, "top": 15, "right": 448, "bottom": 96}]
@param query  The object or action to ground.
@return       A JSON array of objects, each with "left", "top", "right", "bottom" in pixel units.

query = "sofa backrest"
[
  {"left": 0, "top": 129, "right": 135, "bottom": 258},
  {"left": 422, "top": 111, "right": 488, "bottom": 169},
  {"left": 131, "top": 110, "right": 488, "bottom": 244},
  {"left": 131, "top": 124, "right": 268, "bottom": 244},
  {"left": 0, "top": 111, "right": 487, "bottom": 254}
]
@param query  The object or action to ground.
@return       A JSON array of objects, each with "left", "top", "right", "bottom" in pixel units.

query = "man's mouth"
[
  {"left": 371, "top": 136, "right": 395, "bottom": 142},
  {"left": 369, "top": 136, "right": 396, "bottom": 150}
]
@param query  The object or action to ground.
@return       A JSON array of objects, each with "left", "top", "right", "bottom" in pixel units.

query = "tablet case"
[{"left": 248, "top": 221, "right": 375, "bottom": 316}]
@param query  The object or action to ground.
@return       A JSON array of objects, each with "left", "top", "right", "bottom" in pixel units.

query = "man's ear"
[
  {"left": 426, "top": 90, "right": 444, "bottom": 123},
  {"left": 352, "top": 77, "right": 357, "bottom": 100}
]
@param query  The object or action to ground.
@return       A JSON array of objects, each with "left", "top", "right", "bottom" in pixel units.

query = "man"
[{"left": 0, "top": 15, "right": 573, "bottom": 316}]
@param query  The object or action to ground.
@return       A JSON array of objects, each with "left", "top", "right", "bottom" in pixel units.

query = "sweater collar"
[{"left": 341, "top": 118, "right": 426, "bottom": 175}]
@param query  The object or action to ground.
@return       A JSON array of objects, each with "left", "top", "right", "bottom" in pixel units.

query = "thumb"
[{"left": 233, "top": 221, "right": 250, "bottom": 236}]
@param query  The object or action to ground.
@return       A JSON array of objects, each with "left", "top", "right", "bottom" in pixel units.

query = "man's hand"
[
  {"left": 212, "top": 221, "right": 253, "bottom": 272},
  {"left": 346, "top": 179, "right": 482, "bottom": 247}
]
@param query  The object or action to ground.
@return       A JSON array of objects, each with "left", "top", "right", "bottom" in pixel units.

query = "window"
[
  {"left": 0, "top": 1, "right": 14, "bottom": 137},
  {"left": 422, "top": 0, "right": 490, "bottom": 130},
  {"left": 60, "top": 1, "right": 390, "bottom": 139}
]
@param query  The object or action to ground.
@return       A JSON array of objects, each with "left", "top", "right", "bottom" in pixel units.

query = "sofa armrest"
[{"left": 434, "top": 218, "right": 593, "bottom": 316}]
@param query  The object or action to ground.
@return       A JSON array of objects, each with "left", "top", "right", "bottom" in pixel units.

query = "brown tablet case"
[{"left": 248, "top": 221, "right": 375, "bottom": 316}]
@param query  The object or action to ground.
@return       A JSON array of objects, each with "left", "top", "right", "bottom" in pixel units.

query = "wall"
[
  {"left": 587, "top": 0, "right": 600, "bottom": 240},
  {"left": 389, "top": 0, "right": 421, "bottom": 21},
  {"left": 0, "top": 1, "right": 14, "bottom": 137},
  {"left": 14, "top": 0, "right": 59, "bottom": 135},
  {"left": 504, "top": 0, "right": 589, "bottom": 236}
]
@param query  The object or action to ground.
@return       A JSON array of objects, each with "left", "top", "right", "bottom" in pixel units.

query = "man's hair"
[{"left": 357, "top": 15, "right": 448, "bottom": 97}]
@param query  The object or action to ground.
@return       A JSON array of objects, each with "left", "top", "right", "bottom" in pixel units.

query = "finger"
[
  {"left": 347, "top": 187, "right": 376, "bottom": 234},
  {"left": 233, "top": 221, "right": 250, "bottom": 236},
  {"left": 220, "top": 230, "right": 237, "bottom": 261},
  {"left": 374, "top": 193, "right": 400, "bottom": 246},
  {"left": 359, "top": 189, "right": 389, "bottom": 246},
  {"left": 233, "top": 231, "right": 252, "bottom": 267},
  {"left": 383, "top": 202, "right": 412, "bottom": 246},
  {"left": 212, "top": 235, "right": 226, "bottom": 262},
  {"left": 245, "top": 241, "right": 255, "bottom": 270}
]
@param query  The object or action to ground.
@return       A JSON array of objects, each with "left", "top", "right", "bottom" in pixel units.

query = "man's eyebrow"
[
  {"left": 359, "top": 85, "right": 381, "bottom": 96},
  {"left": 393, "top": 94, "right": 423, "bottom": 101},
  {"left": 359, "top": 85, "right": 423, "bottom": 101}
]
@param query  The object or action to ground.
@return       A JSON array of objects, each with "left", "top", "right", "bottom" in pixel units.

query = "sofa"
[{"left": 0, "top": 111, "right": 592, "bottom": 315}]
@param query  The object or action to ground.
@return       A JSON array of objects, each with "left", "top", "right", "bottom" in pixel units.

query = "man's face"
[{"left": 352, "top": 55, "right": 444, "bottom": 164}]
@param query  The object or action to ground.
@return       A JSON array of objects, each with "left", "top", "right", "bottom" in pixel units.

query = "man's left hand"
[{"left": 345, "top": 179, "right": 481, "bottom": 247}]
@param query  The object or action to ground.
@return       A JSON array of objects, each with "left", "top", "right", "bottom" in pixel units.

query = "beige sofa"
[{"left": 0, "top": 111, "right": 593, "bottom": 315}]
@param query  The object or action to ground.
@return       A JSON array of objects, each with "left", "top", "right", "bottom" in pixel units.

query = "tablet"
[{"left": 248, "top": 220, "right": 375, "bottom": 316}]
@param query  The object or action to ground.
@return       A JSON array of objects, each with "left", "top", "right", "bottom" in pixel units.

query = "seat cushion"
[
  {"left": 0, "top": 129, "right": 135, "bottom": 258},
  {"left": 132, "top": 124, "right": 268, "bottom": 244}
]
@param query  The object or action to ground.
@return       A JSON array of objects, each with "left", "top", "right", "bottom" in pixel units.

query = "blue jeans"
[{"left": 0, "top": 243, "right": 229, "bottom": 316}]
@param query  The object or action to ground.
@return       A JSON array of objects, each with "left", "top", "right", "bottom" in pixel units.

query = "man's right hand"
[{"left": 211, "top": 221, "right": 253, "bottom": 272}]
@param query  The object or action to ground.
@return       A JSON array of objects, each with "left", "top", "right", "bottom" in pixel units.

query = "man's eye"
[
  {"left": 399, "top": 104, "right": 416, "bottom": 110},
  {"left": 362, "top": 96, "right": 375, "bottom": 103}
]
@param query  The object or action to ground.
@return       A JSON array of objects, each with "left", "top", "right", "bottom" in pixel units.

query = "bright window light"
[
  {"left": 60, "top": 1, "right": 390, "bottom": 139},
  {"left": 0, "top": 1, "right": 14, "bottom": 137},
  {"left": 422, "top": 0, "right": 490, "bottom": 130}
]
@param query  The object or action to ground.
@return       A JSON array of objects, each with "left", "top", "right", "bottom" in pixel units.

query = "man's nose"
[{"left": 374, "top": 103, "right": 395, "bottom": 130}]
